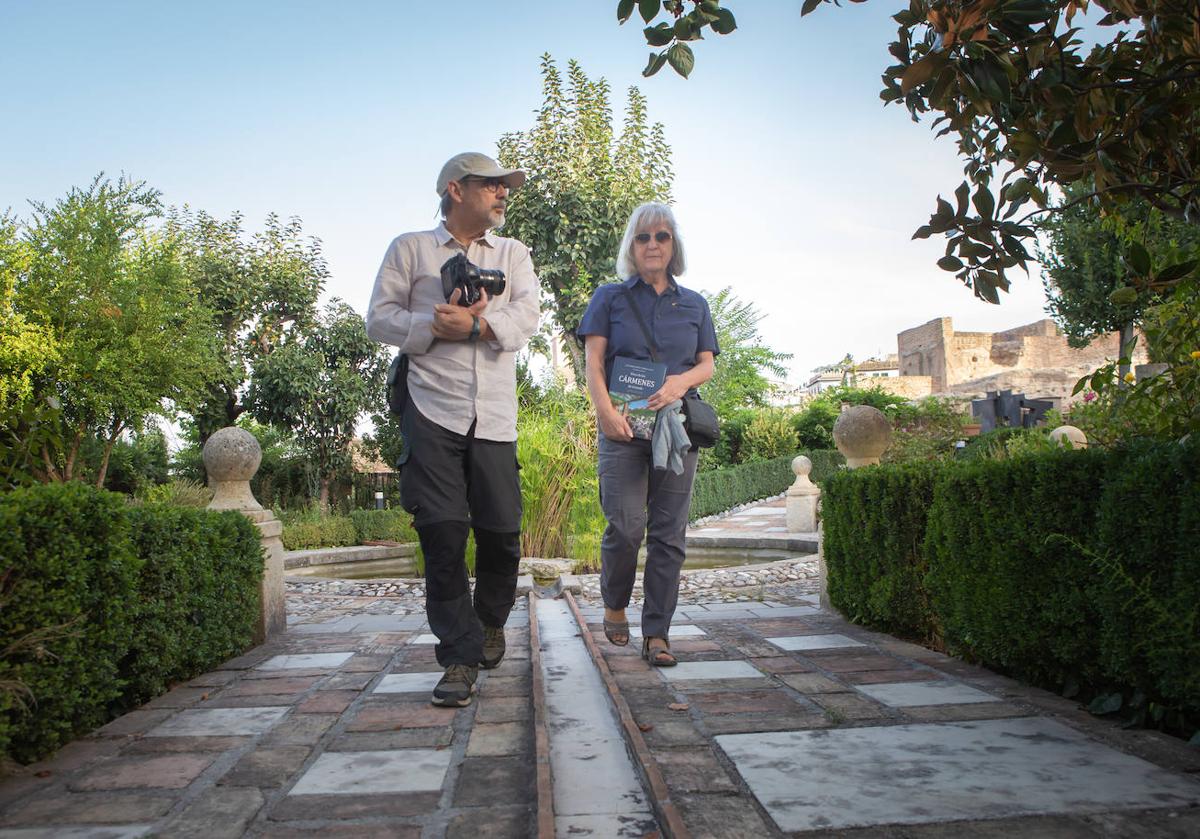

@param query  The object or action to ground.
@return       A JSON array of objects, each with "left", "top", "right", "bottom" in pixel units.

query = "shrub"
[
  {"left": 822, "top": 462, "right": 941, "bottom": 640},
  {"left": 925, "top": 450, "right": 1109, "bottom": 688},
  {"left": 882, "top": 397, "right": 969, "bottom": 463},
  {"left": 822, "top": 439, "right": 1200, "bottom": 738},
  {"left": 279, "top": 508, "right": 357, "bottom": 550},
  {"left": 690, "top": 455, "right": 790, "bottom": 520},
  {"left": 121, "top": 505, "right": 262, "bottom": 707},
  {"left": 349, "top": 508, "right": 418, "bottom": 544},
  {"left": 741, "top": 408, "right": 799, "bottom": 463},
  {"left": 140, "top": 478, "right": 212, "bottom": 508},
  {"left": 0, "top": 483, "right": 138, "bottom": 763},
  {"left": 792, "top": 400, "right": 839, "bottom": 450},
  {"left": 702, "top": 407, "right": 757, "bottom": 470},
  {"left": 0, "top": 483, "right": 263, "bottom": 764}
]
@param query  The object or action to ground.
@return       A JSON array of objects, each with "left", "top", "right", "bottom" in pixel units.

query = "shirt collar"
[
  {"left": 626, "top": 274, "right": 679, "bottom": 295},
  {"left": 435, "top": 222, "right": 498, "bottom": 249}
]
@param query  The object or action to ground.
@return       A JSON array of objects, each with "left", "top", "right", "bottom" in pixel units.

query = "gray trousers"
[{"left": 597, "top": 435, "right": 699, "bottom": 640}]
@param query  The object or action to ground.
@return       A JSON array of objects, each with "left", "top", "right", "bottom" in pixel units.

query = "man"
[{"left": 366, "top": 152, "right": 539, "bottom": 706}]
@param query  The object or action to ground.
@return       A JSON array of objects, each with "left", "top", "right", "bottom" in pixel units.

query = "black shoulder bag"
[
  {"left": 620, "top": 289, "right": 720, "bottom": 449},
  {"left": 386, "top": 353, "right": 409, "bottom": 417}
]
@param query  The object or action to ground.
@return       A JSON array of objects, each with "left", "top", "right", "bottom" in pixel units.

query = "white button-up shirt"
[{"left": 366, "top": 223, "right": 539, "bottom": 442}]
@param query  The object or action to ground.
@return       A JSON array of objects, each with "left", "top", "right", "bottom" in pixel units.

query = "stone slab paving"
[{"left": 6, "top": 579, "right": 1200, "bottom": 838}]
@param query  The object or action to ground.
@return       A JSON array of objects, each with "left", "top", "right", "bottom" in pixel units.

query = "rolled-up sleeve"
[
  {"left": 484, "top": 245, "right": 540, "bottom": 352},
  {"left": 366, "top": 238, "right": 436, "bottom": 355},
  {"left": 697, "top": 297, "right": 720, "bottom": 357}
]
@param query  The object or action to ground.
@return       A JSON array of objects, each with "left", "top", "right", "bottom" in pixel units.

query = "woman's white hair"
[{"left": 616, "top": 202, "right": 686, "bottom": 280}]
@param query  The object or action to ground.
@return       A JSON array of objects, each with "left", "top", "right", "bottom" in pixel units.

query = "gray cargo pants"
[{"left": 597, "top": 435, "right": 699, "bottom": 640}]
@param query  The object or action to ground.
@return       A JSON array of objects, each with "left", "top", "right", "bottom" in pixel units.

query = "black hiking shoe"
[
  {"left": 431, "top": 663, "right": 478, "bottom": 707},
  {"left": 481, "top": 625, "right": 506, "bottom": 670}
]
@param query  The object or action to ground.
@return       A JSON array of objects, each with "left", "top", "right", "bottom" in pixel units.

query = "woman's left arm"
[{"left": 646, "top": 351, "right": 715, "bottom": 410}]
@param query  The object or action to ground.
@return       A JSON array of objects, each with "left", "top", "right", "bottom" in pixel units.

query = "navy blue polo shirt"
[{"left": 578, "top": 275, "right": 720, "bottom": 395}]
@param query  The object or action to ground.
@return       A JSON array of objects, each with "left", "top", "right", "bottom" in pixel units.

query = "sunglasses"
[
  {"left": 634, "top": 230, "right": 673, "bottom": 245},
  {"left": 461, "top": 176, "right": 508, "bottom": 193}
]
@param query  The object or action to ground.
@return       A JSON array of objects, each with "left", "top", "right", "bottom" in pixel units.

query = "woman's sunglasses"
[{"left": 634, "top": 231, "right": 673, "bottom": 245}]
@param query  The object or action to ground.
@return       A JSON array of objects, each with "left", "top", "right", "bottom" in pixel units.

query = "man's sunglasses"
[
  {"left": 634, "top": 231, "right": 673, "bottom": 244},
  {"left": 460, "top": 176, "right": 509, "bottom": 193}
]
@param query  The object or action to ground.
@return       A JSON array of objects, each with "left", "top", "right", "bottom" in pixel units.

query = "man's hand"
[
  {"left": 432, "top": 287, "right": 489, "bottom": 340},
  {"left": 647, "top": 375, "right": 689, "bottom": 411},
  {"left": 598, "top": 407, "right": 634, "bottom": 442}
]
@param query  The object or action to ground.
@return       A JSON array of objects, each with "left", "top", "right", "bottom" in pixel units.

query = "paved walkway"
[{"left": 2, "top": 502, "right": 1200, "bottom": 837}]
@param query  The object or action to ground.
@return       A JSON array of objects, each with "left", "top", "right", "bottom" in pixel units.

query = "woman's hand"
[
  {"left": 598, "top": 408, "right": 634, "bottom": 442},
  {"left": 647, "top": 375, "right": 689, "bottom": 411}
]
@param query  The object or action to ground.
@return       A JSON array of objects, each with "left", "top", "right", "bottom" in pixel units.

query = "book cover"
[{"left": 609, "top": 355, "right": 667, "bottom": 440}]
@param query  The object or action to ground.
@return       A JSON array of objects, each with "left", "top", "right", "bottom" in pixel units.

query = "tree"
[
  {"left": 11, "top": 176, "right": 218, "bottom": 486},
  {"left": 699, "top": 287, "right": 792, "bottom": 412},
  {"left": 497, "top": 55, "right": 674, "bottom": 379},
  {"left": 1039, "top": 181, "right": 1200, "bottom": 377},
  {"left": 247, "top": 300, "right": 388, "bottom": 510},
  {"left": 1041, "top": 183, "right": 1200, "bottom": 331},
  {"left": 617, "top": 1, "right": 1200, "bottom": 304},
  {"left": 170, "top": 209, "right": 327, "bottom": 444}
]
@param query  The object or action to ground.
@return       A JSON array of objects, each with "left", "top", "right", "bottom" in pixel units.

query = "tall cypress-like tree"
[{"left": 498, "top": 55, "right": 674, "bottom": 381}]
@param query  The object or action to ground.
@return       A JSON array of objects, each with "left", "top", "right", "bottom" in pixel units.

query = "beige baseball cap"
[{"left": 436, "top": 152, "right": 526, "bottom": 196}]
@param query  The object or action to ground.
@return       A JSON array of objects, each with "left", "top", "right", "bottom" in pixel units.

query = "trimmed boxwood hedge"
[
  {"left": 0, "top": 483, "right": 263, "bottom": 764},
  {"left": 689, "top": 449, "right": 843, "bottom": 521},
  {"left": 822, "top": 439, "right": 1200, "bottom": 735}
]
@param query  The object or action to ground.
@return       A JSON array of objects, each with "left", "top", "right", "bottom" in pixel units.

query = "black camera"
[{"left": 440, "top": 253, "right": 506, "bottom": 307}]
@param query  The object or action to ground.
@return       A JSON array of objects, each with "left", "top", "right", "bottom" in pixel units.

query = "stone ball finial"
[
  {"left": 203, "top": 427, "right": 263, "bottom": 511},
  {"left": 1049, "top": 425, "right": 1088, "bottom": 450},
  {"left": 833, "top": 405, "right": 893, "bottom": 468},
  {"left": 789, "top": 455, "right": 819, "bottom": 496}
]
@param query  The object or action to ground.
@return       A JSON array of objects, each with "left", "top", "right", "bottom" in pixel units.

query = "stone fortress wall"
[{"left": 881, "top": 317, "right": 1147, "bottom": 406}]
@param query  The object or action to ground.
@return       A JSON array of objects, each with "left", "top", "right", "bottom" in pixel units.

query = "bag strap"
[{"left": 620, "top": 288, "right": 660, "bottom": 364}]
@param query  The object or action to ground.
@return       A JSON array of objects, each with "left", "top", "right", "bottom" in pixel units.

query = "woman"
[{"left": 577, "top": 202, "right": 718, "bottom": 666}]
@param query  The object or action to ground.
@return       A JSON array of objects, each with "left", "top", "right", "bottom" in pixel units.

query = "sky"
[{"left": 1, "top": 0, "right": 1058, "bottom": 386}]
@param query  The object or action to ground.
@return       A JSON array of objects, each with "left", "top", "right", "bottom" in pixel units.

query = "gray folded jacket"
[{"left": 652, "top": 399, "right": 691, "bottom": 475}]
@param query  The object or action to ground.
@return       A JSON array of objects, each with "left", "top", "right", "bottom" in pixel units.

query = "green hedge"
[
  {"left": 689, "top": 449, "right": 843, "bottom": 521},
  {"left": 0, "top": 483, "right": 263, "bottom": 764},
  {"left": 280, "top": 508, "right": 420, "bottom": 550},
  {"left": 823, "top": 462, "right": 940, "bottom": 640},
  {"left": 121, "top": 505, "right": 263, "bottom": 706},
  {"left": 822, "top": 440, "right": 1200, "bottom": 735}
]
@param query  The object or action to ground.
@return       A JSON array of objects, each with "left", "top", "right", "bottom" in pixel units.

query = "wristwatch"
[{"left": 468, "top": 316, "right": 480, "bottom": 342}]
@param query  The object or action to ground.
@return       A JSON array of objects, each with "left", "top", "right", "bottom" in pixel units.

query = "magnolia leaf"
[
  {"left": 801, "top": 0, "right": 822, "bottom": 16},
  {"left": 642, "top": 51, "right": 668, "bottom": 77},
  {"left": 937, "top": 255, "right": 964, "bottom": 272},
  {"left": 711, "top": 7, "right": 737, "bottom": 33},
  {"left": 1125, "top": 242, "right": 1151, "bottom": 276},
  {"left": 667, "top": 42, "right": 695, "bottom": 78},
  {"left": 644, "top": 22, "right": 674, "bottom": 46},
  {"left": 1157, "top": 259, "right": 1198, "bottom": 282},
  {"left": 900, "top": 52, "right": 945, "bottom": 94},
  {"left": 972, "top": 184, "right": 995, "bottom": 220},
  {"left": 617, "top": 0, "right": 636, "bottom": 23},
  {"left": 639, "top": 0, "right": 661, "bottom": 24}
]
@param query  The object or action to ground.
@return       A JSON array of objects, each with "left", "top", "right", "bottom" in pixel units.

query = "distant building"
[
  {"left": 874, "top": 317, "right": 1147, "bottom": 406},
  {"left": 854, "top": 355, "right": 899, "bottom": 380},
  {"left": 804, "top": 371, "right": 842, "bottom": 397}
]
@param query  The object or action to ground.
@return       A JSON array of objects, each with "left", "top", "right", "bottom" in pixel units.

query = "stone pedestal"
[
  {"left": 203, "top": 427, "right": 286, "bottom": 643},
  {"left": 786, "top": 455, "right": 820, "bottom": 533}
]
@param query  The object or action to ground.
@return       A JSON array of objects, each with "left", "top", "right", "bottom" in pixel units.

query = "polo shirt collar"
[
  {"left": 435, "top": 222, "right": 498, "bottom": 249},
  {"left": 626, "top": 274, "right": 679, "bottom": 295}
]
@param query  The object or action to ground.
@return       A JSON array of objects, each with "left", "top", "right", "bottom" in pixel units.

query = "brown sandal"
[
  {"left": 641, "top": 637, "right": 676, "bottom": 667},
  {"left": 603, "top": 618, "right": 630, "bottom": 647}
]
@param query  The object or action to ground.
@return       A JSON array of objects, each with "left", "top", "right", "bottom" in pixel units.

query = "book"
[{"left": 609, "top": 355, "right": 667, "bottom": 440}]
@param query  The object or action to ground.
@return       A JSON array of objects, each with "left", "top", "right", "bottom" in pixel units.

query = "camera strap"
[{"left": 620, "top": 288, "right": 660, "bottom": 364}]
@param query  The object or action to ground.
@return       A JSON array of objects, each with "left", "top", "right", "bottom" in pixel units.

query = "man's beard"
[{"left": 489, "top": 208, "right": 506, "bottom": 228}]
